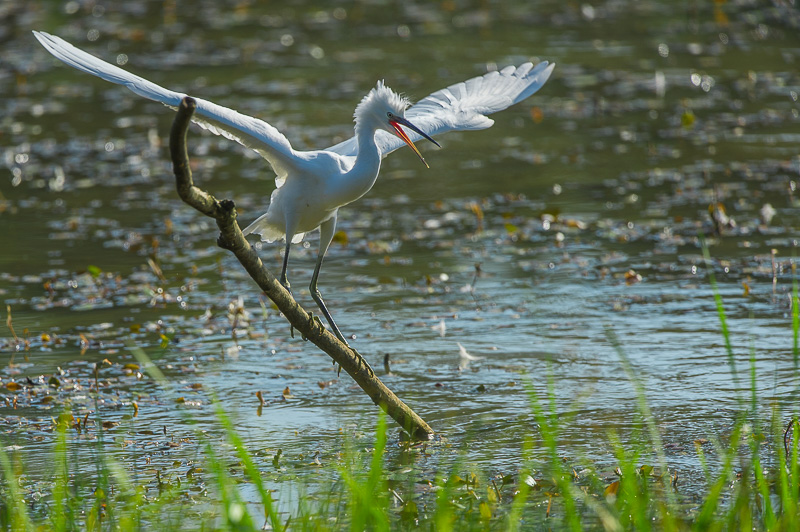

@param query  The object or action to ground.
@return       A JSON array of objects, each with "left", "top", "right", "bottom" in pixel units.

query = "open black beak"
[{"left": 389, "top": 116, "right": 441, "bottom": 168}]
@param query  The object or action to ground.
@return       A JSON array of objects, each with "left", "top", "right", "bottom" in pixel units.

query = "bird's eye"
[{"left": 387, "top": 112, "right": 394, "bottom": 118}]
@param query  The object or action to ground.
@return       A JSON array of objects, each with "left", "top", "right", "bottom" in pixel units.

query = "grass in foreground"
[
  {"left": 1, "top": 362, "right": 799, "bottom": 530},
  {"left": 2, "top": 272, "right": 800, "bottom": 530}
]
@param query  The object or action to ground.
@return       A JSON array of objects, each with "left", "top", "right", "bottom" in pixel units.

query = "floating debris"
[{"left": 457, "top": 342, "right": 482, "bottom": 370}]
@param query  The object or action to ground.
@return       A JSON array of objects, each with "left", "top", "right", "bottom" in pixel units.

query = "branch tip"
[
  {"left": 181, "top": 96, "right": 197, "bottom": 110},
  {"left": 220, "top": 199, "right": 236, "bottom": 213}
]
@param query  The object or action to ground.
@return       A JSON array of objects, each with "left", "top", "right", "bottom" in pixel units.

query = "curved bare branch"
[{"left": 170, "top": 96, "right": 434, "bottom": 440}]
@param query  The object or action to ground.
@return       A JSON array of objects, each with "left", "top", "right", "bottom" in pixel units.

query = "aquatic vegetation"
[
  {"left": 2, "top": 294, "right": 800, "bottom": 530},
  {"left": 3, "top": 0, "right": 800, "bottom": 529}
]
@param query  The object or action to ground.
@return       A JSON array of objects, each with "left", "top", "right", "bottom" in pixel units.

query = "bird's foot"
[
  {"left": 279, "top": 278, "right": 293, "bottom": 298},
  {"left": 310, "top": 314, "right": 325, "bottom": 332},
  {"left": 351, "top": 348, "right": 374, "bottom": 378},
  {"left": 301, "top": 313, "right": 325, "bottom": 341}
]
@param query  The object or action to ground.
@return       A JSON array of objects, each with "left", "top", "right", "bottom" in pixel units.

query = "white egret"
[{"left": 33, "top": 30, "right": 555, "bottom": 346}]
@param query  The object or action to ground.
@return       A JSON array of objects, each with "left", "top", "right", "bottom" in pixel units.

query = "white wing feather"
[
  {"left": 33, "top": 31, "right": 299, "bottom": 183},
  {"left": 35, "top": 31, "right": 554, "bottom": 180},
  {"left": 327, "top": 61, "right": 555, "bottom": 158}
]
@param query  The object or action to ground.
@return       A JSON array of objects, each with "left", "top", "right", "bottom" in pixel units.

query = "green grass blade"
[
  {"left": 606, "top": 328, "right": 677, "bottom": 516},
  {"left": 51, "top": 410, "right": 70, "bottom": 532},
  {"left": 0, "top": 443, "right": 33, "bottom": 531},
  {"left": 505, "top": 434, "right": 534, "bottom": 532},
  {"left": 700, "top": 238, "right": 741, "bottom": 396},
  {"left": 213, "top": 399, "right": 281, "bottom": 532},
  {"left": 793, "top": 262, "right": 799, "bottom": 374},
  {"left": 525, "top": 374, "right": 582, "bottom": 532},
  {"left": 693, "top": 422, "right": 743, "bottom": 530}
]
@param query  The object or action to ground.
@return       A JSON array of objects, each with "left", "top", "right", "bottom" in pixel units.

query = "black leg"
[
  {"left": 279, "top": 240, "right": 292, "bottom": 295},
  {"left": 310, "top": 217, "right": 350, "bottom": 346},
  {"left": 310, "top": 257, "right": 349, "bottom": 346}
]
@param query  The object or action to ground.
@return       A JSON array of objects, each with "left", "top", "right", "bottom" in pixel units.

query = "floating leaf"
[
  {"left": 604, "top": 480, "right": 620, "bottom": 498},
  {"left": 147, "top": 257, "right": 165, "bottom": 283},
  {"left": 565, "top": 218, "right": 587, "bottom": 230},
  {"left": 527, "top": 476, "right": 549, "bottom": 490},
  {"left": 681, "top": 110, "right": 695, "bottom": 129},
  {"left": 124, "top": 363, "right": 140, "bottom": 371},
  {"left": 282, "top": 386, "right": 293, "bottom": 398},
  {"left": 48, "top": 376, "right": 61, "bottom": 388},
  {"left": 5, "top": 382, "right": 21, "bottom": 391},
  {"left": 332, "top": 230, "right": 348, "bottom": 246},
  {"left": 87, "top": 265, "right": 102, "bottom": 278},
  {"left": 624, "top": 270, "right": 642, "bottom": 284},
  {"left": 79, "top": 333, "right": 89, "bottom": 355},
  {"left": 469, "top": 202, "right": 484, "bottom": 233}
]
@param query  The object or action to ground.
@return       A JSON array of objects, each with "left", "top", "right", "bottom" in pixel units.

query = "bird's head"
[{"left": 354, "top": 81, "right": 440, "bottom": 167}]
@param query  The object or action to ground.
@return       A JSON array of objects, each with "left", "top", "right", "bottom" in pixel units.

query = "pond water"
[{"left": 2, "top": 0, "right": 800, "bottom": 519}]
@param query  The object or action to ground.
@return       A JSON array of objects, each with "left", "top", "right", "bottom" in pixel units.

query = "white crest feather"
[{"left": 353, "top": 80, "right": 410, "bottom": 122}]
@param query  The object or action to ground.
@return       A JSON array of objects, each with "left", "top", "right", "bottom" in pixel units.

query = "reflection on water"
[{"left": 2, "top": 0, "right": 800, "bottom": 510}]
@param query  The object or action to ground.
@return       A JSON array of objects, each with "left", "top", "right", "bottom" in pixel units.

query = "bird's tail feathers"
[{"left": 242, "top": 213, "right": 304, "bottom": 244}]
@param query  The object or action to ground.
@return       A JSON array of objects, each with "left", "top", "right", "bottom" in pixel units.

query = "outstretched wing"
[
  {"left": 326, "top": 61, "right": 555, "bottom": 158},
  {"left": 33, "top": 31, "right": 299, "bottom": 182}
]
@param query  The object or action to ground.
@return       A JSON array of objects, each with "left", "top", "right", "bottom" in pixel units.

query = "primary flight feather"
[{"left": 33, "top": 30, "right": 554, "bottom": 346}]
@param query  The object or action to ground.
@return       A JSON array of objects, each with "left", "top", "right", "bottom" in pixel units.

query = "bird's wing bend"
[
  {"left": 33, "top": 31, "right": 299, "bottom": 181},
  {"left": 326, "top": 61, "right": 555, "bottom": 158}
]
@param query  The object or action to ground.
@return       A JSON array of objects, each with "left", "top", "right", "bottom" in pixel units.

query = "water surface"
[{"left": 2, "top": 0, "right": 800, "bottom": 516}]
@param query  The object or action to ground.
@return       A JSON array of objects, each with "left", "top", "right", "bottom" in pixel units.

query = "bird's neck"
[{"left": 339, "top": 122, "right": 382, "bottom": 204}]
